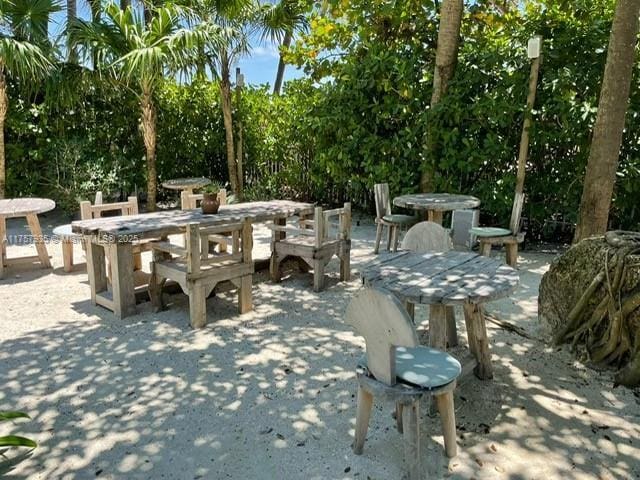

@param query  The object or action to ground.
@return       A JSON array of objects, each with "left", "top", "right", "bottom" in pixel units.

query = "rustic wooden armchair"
[
  {"left": 148, "top": 219, "right": 254, "bottom": 329},
  {"left": 374, "top": 183, "right": 417, "bottom": 254},
  {"left": 181, "top": 188, "right": 228, "bottom": 253},
  {"left": 345, "top": 288, "right": 460, "bottom": 480},
  {"left": 400, "top": 221, "right": 458, "bottom": 347},
  {"left": 79, "top": 194, "right": 150, "bottom": 270},
  {"left": 269, "top": 203, "right": 351, "bottom": 292},
  {"left": 470, "top": 192, "right": 525, "bottom": 267},
  {"left": 180, "top": 188, "right": 227, "bottom": 210}
]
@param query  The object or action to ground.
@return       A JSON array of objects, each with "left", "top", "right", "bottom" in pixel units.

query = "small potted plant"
[{"left": 200, "top": 182, "right": 223, "bottom": 214}]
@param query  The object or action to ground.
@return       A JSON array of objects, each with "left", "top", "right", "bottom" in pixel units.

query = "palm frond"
[{"left": 0, "top": 37, "right": 52, "bottom": 79}]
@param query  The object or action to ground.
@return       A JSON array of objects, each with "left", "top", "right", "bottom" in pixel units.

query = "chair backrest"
[
  {"left": 80, "top": 195, "right": 138, "bottom": 220},
  {"left": 401, "top": 221, "right": 452, "bottom": 253},
  {"left": 509, "top": 192, "right": 525, "bottom": 234},
  {"left": 181, "top": 189, "right": 227, "bottom": 210},
  {"left": 313, "top": 202, "right": 351, "bottom": 247},
  {"left": 374, "top": 183, "right": 392, "bottom": 220},
  {"left": 184, "top": 218, "right": 252, "bottom": 275},
  {"left": 345, "top": 288, "right": 418, "bottom": 385}
]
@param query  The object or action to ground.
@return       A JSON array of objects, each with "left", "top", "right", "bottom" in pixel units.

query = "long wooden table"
[
  {"left": 361, "top": 251, "right": 519, "bottom": 380},
  {"left": 72, "top": 200, "right": 315, "bottom": 318}
]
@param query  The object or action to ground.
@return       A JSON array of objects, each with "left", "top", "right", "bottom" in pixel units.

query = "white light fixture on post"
[{"left": 515, "top": 35, "right": 544, "bottom": 197}]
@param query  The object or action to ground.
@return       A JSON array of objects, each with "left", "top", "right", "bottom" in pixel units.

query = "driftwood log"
[{"left": 539, "top": 232, "right": 640, "bottom": 387}]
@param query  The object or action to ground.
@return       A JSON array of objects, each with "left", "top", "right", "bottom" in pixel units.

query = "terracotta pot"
[{"left": 201, "top": 193, "right": 220, "bottom": 214}]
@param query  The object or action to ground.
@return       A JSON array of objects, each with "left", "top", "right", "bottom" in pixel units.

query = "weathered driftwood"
[{"left": 539, "top": 232, "right": 640, "bottom": 387}]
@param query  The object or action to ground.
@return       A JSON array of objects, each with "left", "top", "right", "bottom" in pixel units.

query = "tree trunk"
[
  {"left": 574, "top": 0, "right": 640, "bottom": 242},
  {"left": 219, "top": 57, "right": 239, "bottom": 196},
  {"left": 120, "top": 0, "right": 130, "bottom": 9},
  {"left": 0, "top": 71, "right": 7, "bottom": 199},
  {"left": 420, "top": 0, "right": 464, "bottom": 193},
  {"left": 141, "top": 88, "right": 158, "bottom": 211},
  {"left": 273, "top": 32, "right": 292, "bottom": 96},
  {"left": 67, "top": 0, "right": 77, "bottom": 62},
  {"left": 235, "top": 68, "right": 244, "bottom": 200}
]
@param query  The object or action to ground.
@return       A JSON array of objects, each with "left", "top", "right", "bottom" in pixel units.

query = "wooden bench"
[
  {"left": 269, "top": 203, "right": 351, "bottom": 292},
  {"left": 148, "top": 219, "right": 254, "bottom": 328}
]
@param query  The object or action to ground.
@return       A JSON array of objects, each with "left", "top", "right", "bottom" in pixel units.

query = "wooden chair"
[
  {"left": 180, "top": 188, "right": 227, "bottom": 210},
  {"left": 345, "top": 288, "right": 460, "bottom": 480},
  {"left": 148, "top": 219, "right": 254, "bottom": 329},
  {"left": 269, "top": 203, "right": 351, "bottom": 292},
  {"left": 470, "top": 192, "right": 525, "bottom": 267},
  {"left": 401, "top": 220, "right": 453, "bottom": 252},
  {"left": 401, "top": 221, "right": 458, "bottom": 347},
  {"left": 181, "top": 188, "right": 228, "bottom": 253},
  {"left": 80, "top": 194, "right": 150, "bottom": 270},
  {"left": 374, "top": 183, "right": 417, "bottom": 254}
]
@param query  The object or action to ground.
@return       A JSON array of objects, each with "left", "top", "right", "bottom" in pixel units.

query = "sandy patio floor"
[{"left": 0, "top": 211, "right": 639, "bottom": 480}]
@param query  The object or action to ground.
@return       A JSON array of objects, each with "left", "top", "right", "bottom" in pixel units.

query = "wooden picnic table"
[
  {"left": 0, "top": 198, "right": 55, "bottom": 279},
  {"left": 393, "top": 193, "right": 480, "bottom": 224},
  {"left": 360, "top": 250, "right": 519, "bottom": 380},
  {"left": 72, "top": 200, "right": 315, "bottom": 318}
]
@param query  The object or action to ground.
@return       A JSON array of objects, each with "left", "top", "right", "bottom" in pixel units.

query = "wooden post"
[
  {"left": 515, "top": 36, "right": 542, "bottom": 196},
  {"left": 235, "top": 68, "right": 244, "bottom": 200}
]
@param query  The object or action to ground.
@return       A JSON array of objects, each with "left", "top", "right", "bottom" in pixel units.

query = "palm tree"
[
  {"left": 69, "top": 2, "right": 211, "bottom": 210},
  {"left": 420, "top": 0, "right": 464, "bottom": 193},
  {"left": 0, "top": 0, "right": 58, "bottom": 198},
  {"left": 574, "top": 0, "right": 640, "bottom": 241},
  {"left": 261, "top": 0, "right": 308, "bottom": 96},
  {"left": 182, "top": 0, "right": 259, "bottom": 199}
]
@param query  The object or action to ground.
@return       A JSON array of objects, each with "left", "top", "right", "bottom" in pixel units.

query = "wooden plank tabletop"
[
  {"left": 72, "top": 200, "right": 315, "bottom": 241},
  {"left": 0, "top": 198, "right": 56, "bottom": 218},
  {"left": 393, "top": 193, "right": 480, "bottom": 212},
  {"left": 361, "top": 251, "right": 518, "bottom": 305}
]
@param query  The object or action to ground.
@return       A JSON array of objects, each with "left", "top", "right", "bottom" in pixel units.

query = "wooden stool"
[
  {"left": 53, "top": 224, "right": 83, "bottom": 273},
  {"left": 346, "top": 288, "right": 460, "bottom": 480}
]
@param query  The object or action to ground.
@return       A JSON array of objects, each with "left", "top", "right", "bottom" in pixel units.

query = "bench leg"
[
  {"left": 238, "top": 274, "right": 252, "bottom": 314},
  {"left": 189, "top": 283, "right": 207, "bottom": 329},
  {"left": 313, "top": 259, "right": 325, "bottom": 292}
]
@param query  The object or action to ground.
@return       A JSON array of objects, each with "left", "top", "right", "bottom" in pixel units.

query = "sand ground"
[{"left": 0, "top": 210, "right": 639, "bottom": 480}]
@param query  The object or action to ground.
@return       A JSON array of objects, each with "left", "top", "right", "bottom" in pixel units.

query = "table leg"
[
  {"left": 26, "top": 213, "right": 51, "bottom": 268},
  {"left": 429, "top": 304, "right": 448, "bottom": 350},
  {"left": 428, "top": 210, "right": 443, "bottom": 225},
  {"left": 108, "top": 242, "right": 137, "bottom": 318},
  {"left": 62, "top": 238, "right": 74, "bottom": 273},
  {"left": 0, "top": 216, "right": 6, "bottom": 279},
  {"left": 86, "top": 239, "right": 107, "bottom": 304},
  {"left": 463, "top": 303, "right": 493, "bottom": 380}
]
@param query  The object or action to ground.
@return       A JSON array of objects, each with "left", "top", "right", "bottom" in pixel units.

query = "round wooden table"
[
  {"left": 0, "top": 198, "right": 56, "bottom": 279},
  {"left": 393, "top": 193, "right": 480, "bottom": 224},
  {"left": 162, "top": 177, "right": 211, "bottom": 195},
  {"left": 361, "top": 250, "right": 519, "bottom": 379}
]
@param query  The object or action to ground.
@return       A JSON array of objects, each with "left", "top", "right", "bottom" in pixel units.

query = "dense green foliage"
[{"left": 5, "top": 0, "right": 640, "bottom": 239}]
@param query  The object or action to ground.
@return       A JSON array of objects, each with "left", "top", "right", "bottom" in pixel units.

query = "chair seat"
[
  {"left": 359, "top": 346, "right": 461, "bottom": 390},
  {"left": 382, "top": 214, "right": 416, "bottom": 225},
  {"left": 470, "top": 227, "right": 512, "bottom": 237}
]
